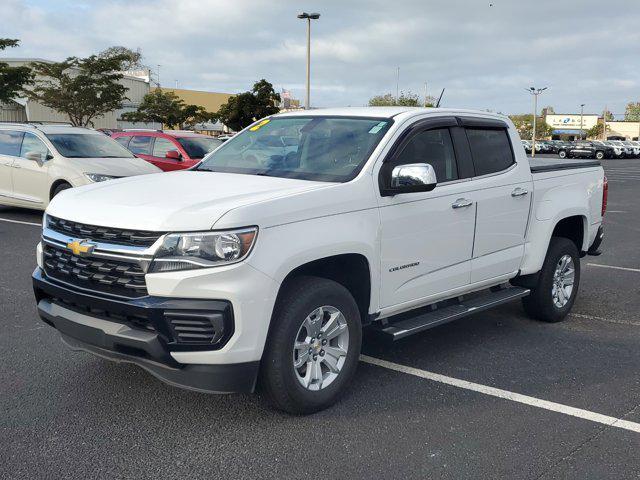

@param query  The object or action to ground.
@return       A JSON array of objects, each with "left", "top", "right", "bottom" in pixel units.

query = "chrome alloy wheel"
[
  {"left": 293, "top": 306, "right": 349, "bottom": 391},
  {"left": 552, "top": 254, "right": 575, "bottom": 308}
]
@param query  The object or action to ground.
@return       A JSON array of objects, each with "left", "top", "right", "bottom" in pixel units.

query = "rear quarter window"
[{"left": 466, "top": 128, "right": 515, "bottom": 176}]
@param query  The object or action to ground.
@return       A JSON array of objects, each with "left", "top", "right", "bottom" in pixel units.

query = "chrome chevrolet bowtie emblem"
[{"left": 66, "top": 239, "right": 96, "bottom": 257}]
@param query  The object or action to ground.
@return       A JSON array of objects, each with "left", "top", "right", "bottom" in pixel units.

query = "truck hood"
[
  {"left": 68, "top": 157, "right": 161, "bottom": 176},
  {"left": 46, "top": 171, "right": 331, "bottom": 231}
]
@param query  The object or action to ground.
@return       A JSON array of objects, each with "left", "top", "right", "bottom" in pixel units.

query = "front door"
[
  {"left": 150, "top": 137, "right": 186, "bottom": 171},
  {"left": 378, "top": 124, "right": 476, "bottom": 311},
  {"left": 11, "top": 132, "right": 52, "bottom": 207}
]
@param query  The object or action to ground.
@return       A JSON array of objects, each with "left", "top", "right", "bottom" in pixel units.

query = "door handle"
[
  {"left": 452, "top": 198, "right": 473, "bottom": 209},
  {"left": 511, "top": 187, "right": 528, "bottom": 197}
]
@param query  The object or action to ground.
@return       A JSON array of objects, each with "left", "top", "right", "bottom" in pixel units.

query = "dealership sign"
[{"left": 545, "top": 114, "right": 599, "bottom": 130}]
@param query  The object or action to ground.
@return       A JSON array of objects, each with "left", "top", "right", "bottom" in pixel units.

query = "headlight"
[
  {"left": 149, "top": 227, "right": 258, "bottom": 273},
  {"left": 85, "top": 173, "right": 120, "bottom": 182}
]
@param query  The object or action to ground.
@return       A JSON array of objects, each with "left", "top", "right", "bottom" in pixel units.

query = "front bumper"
[{"left": 33, "top": 268, "right": 259, "bottom": 393}]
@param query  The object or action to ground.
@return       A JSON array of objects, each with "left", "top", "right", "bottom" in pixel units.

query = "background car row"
[{"left": 521, "top": 139, "right": 640, "bottom": 159}]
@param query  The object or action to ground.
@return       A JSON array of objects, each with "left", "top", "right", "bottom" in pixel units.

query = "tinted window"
[
  {"left": 395, "top": 128, "right": 458, "bottom": 182},
  {"left": 197, "top": 116, "right": 392, "bottom": 182},
  {"left": 128, "top": 136, "right": 153, "bottom": 155},
  {"left": 46, "top": 133, "right": 135, "bottom": 158},
  {"left": 0, "top": 130, "right": 24, "bottom": 156},
  {"left": 115, "top": 136, "right": 130, "bottom": 148},
  {"left": 152, "top": 137, "right": 178, "bottom": 157},
  {"left": 466, "top": 128, "right": 514, "bottom": 176},
  {"left": 20, "top": 133, "right": 50, "bottom": 158},
  {"left": 176, "top": 137, "right": 222, "bottom": 159}
]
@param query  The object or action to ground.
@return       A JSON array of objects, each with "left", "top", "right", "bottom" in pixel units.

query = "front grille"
[
  {"left": 47, "top": 216, "right": 163, "bottom": 247},
  {"left": 43, "top": 244, "right": 148, "bottom": 298}
]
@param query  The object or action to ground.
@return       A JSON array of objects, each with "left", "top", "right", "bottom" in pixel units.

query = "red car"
[{"left": 112, "top": 130, "right": 223, "bottom": 171}]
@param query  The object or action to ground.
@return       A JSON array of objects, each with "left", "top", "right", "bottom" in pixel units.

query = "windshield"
[
  {"left": 46, "top": 133, "right": 135, "bottom": 158},
  {"left": 176, "top": 137, "right": 222, "bottom": 159},
  {"left": 196, "top": 116, "right": 392, "bottom": 182}
]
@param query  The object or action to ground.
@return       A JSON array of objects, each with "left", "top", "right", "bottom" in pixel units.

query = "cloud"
[{"left": 1, "top": 0, "right": 639, "bottom": 116}]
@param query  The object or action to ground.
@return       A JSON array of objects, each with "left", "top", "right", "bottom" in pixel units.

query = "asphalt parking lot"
[{"left": 1, "top": 158, "right": 639, "bottom": 479}]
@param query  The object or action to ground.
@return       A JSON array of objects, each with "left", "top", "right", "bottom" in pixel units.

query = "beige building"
[
  {"left": 606, "top": 121, "right": 640, "bottom": 140},
  {"left": 0, "top": 58, "right": 152, "bottom": 129},
  {"left": 159, "top": 87, "right": 233, "bottom": 114}
]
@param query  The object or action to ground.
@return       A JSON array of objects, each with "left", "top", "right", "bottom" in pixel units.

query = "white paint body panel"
[{"left": 39, "top": 107, "right": 605, "bottom": 365}]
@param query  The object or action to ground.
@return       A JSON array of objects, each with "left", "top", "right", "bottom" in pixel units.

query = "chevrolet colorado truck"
[{"left": 33, "top": 107, "right": 607, "bottom": 414}]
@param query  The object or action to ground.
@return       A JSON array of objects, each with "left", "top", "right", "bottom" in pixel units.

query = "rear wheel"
[
  {"left": 595, "top": 151, "right": 604, "bottom": 160},
  {"left": 260, "top": 276, "right": 362, "bottom": 414},
  {"left": 522, "top": 237, "right": 580, "bottom": 323}
]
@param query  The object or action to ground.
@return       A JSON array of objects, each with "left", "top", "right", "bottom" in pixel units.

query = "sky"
[{"left": 2, "top": 0, "right": 639, "bottom": 117}]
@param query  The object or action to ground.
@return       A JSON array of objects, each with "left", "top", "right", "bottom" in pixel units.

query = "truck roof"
[{"left": 276, "top": 106, "right": 509, "bottom": 122}]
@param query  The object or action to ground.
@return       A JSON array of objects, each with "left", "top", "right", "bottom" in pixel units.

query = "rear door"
[
  {"left": 0, "top": 130, "right": 22, "bottom": 201},
  {"left": 459, "top": 119, "right": 533, "bottom": 283},
  {"left": 127, "top": 135, "right": 155, "bottom": 166}
]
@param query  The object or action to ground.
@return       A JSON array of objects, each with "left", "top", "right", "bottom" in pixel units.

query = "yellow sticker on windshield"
[{"left": 249, "top": 119, "right": 270, "bottom": 131}]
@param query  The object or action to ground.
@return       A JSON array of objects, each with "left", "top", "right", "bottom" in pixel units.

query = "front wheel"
[
  {"left": 522, "top": 237, "right": 580, "bottom": 323},
  {"left": 595, "top": 151, "right": 604, "bottom": 160},
  {"left": 558, "top": 150, "right": 567, "bottom": 159},
  {"left": 260, "top": 276, "right": 362, "bottom": 414}
]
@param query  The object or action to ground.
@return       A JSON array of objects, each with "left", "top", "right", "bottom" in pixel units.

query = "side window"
[
  {"left": 128, "top": 136, "right": 153, "bottom": 155},
  {"left": 152, "top": 137, "right": 178, "bottom": 157},
  {"left": 0, "top": 130, "right": 25, "bottom": 156},
  {"left": 20, "top": 133, "right": 50, "bottom": 158},
  {"left": 395, "top": 128, "right": 458, "bottom": 182},
  {"left": 115, "top": 136, "right": 131, "bottom": 148},
  {"left": 465, "top": 128, "right": 514, "bottom": 176}
]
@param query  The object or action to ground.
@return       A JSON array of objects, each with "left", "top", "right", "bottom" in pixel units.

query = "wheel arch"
[
  {"left": 49, "top": 178, "right": 73, "bottom": 200},
  {"left": 275, "top": 253, "right": 373, "bottom": 326}
]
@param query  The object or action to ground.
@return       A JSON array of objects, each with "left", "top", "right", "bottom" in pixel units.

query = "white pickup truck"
[{"left": 33, "top": 107, "right": 607, "bottom": 414}]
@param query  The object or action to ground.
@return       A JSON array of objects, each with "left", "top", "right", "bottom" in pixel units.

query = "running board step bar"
[{"left": 374, "top": 287, "right": 530, "bottom": 341}]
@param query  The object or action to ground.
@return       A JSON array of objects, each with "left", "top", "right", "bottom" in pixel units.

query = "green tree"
[
  {"left": 216, "top": 79, "right": 280, "bottom": 131},
  {"left": 509, "top": 114, "right": 553, "bottom": 140},
  {"left": 99, "top": 46, "right": 144, "bottom": 71},
  {"left": 25, "top": 52, "right": 131, "bottom": 127},
  {"left": 624, "top": 102, "right": 640, "bottom": 121},
  {"left": 121, "top": 89, "right": 216, "bottom": 129},
  {"left": 0, "top": 39, "right": 33, "bottom": 103},
  {"left": 369, "top": 91, "right": 428, "bottom": 107},
  {"left": 585, "top": 122, "right": 609, "bottom": 139}
]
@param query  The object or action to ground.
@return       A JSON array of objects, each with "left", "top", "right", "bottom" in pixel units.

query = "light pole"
[
  {"left": 297, "top": 12, "right": 320, "bottom": 109},
  {"left": 579, "top": 104, "right": 585, "bottom": 140},
  {"left": 526, "top": 86, "right": 547, "bottom": 157}
]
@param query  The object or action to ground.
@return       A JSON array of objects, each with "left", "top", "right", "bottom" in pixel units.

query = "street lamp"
[
  {"left": 580, "top": 103, "right": 585, "bottom": 140},
  {"left": 526, "top": 86, "right": 548, "bottom": 158},
  {"left": 297, "top": 12, "right": 320, "bottom": 109}
]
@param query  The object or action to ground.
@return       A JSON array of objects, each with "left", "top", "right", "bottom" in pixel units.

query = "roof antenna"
[{"left": 435, "top": 88, "right": 445, "bottom": 108}]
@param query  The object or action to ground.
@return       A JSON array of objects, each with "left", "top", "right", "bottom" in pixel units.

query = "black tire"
[
  {"left": 558, "top": 150, "right": 567, "bottom": 159},
  {"left": 595, "top": 151, "right": 604, "bottom": 160},
  {"left": 522, "top": 237, "right": 580, "bottom": 323},
  {"left": 260, "top": 276, "right": 362, "bottom": 414},
  {"left": 51, "top": 182, "right": 71, "bottom": 198}
]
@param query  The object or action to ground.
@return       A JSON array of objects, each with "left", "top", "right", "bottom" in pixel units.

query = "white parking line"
[
  {"left": 360, "top": 355, "right": 640, "bottom": 434},
  {"left": 587, "top": 263, "right": 640, "bottom": 273},
  {"left": 570, "top": 312, "right": 640, "bottom": 327},
  {"left": 0, "top": 217, "right": 41, "bottom": 227}
]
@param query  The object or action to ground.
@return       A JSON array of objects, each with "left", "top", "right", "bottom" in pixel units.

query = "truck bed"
[{"left": 529, "top": 157, "right": 601, "bottom": 173}]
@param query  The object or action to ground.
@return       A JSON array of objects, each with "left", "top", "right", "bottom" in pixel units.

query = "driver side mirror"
[
  {"left": 25, "top": 151, "right": 47, "bottom": 165},
  {"left": 383, "top": 163, "right": 437, "bottom": 196},
  {"left": 166, "top": 150, "right": 182, "bottom": 161}
]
